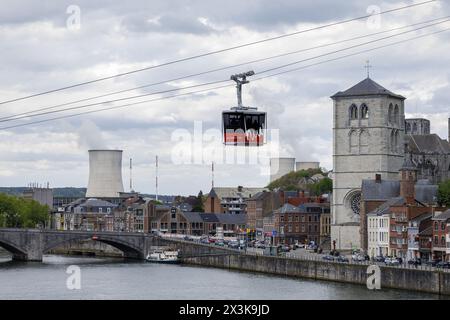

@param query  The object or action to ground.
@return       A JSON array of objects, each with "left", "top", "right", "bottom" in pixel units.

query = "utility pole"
[
  {"left": 129, "top": 158, "right": 133, "bottom": 192},
  {"left": 155, "top": 155, "right": 159, "bottom": 202}
]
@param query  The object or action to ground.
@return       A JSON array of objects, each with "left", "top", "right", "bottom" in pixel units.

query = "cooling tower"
[
  {"left": 296, "top": 161, "right": 320, "bottom": 171},
  {"left": 86, "top": 150, "right": 124, "bottom": 198},
  {"left": 270, "top": 157, "right": 295, "bottom": 182}
]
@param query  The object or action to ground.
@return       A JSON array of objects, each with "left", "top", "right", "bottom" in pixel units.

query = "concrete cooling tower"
[
  {"left": 86, "top": 150, "right": 124, "bottom": 198},
  {"left": 270, "top": 157, "right": 295, "bottom": 182}
]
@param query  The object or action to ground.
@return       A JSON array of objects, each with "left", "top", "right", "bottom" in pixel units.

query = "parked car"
[
  {"left": 322, "top": 255, "right": 335, "bottom": 261},
  {"left": 278, "top": 245, "right": 290, "bottom": 253},
  {"left": 336, "top": 256, "right": 349, "bottom": 263},
  {"left": 408, "top": 258, "right": 421, "bottom": 265},
  {"left": 425, "top": 259, "right": 441, "bottom": 267},
  {"left": 228, "top": 241, "right": 239, "bottom": 249},
  {"left": 295, "top": 243, "right": 305, "bottom": 249},
  {"left": 384, "top": 257, "right": 400, "bottom": 266},
  {"left": 215, "top": 241, "right": 225, "bottom": 247},
  {"left": 208, "top": 238, "right": 216, "bottom": 244},
  {"left": 200, "top": 238, "right": 210, "bottom": 244},
  {"left": 436, "top": 261, "right": 450, "bottom": 269},
  {"left": 352, "top": 254, "right": 365, "bottom": 262},
  {"left": 255, "top": 242, "right": 266, "bottom": 249},
  {"left": 374, "top": 256, "right": 385, "bottom": 262}
]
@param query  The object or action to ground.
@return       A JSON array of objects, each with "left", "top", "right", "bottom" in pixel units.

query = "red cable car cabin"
[{"left": 222, "top": 109, "right": 266, "bottom": 146}]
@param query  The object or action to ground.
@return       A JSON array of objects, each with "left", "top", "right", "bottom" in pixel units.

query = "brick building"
[{"left": 204, "top": 186, "right": 266, "bottom": 214}]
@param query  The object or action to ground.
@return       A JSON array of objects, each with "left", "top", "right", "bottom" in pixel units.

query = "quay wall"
[{"left": 182, "top": 253, "right": 450, "bottom": 295}]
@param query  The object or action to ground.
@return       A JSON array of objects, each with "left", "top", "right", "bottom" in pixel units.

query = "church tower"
[{"left": 330, "top": 76, "right": 405, "bottom": 250}]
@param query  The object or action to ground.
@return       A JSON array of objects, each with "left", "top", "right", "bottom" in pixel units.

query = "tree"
[
  {"left": 308, "top": 177, "right": 333, "bottom": 196},
  {"left": 192, "top": 190, "right": 205, "bottom": 212},
  {"left": 438, "top": 180, "right": 450, "bottom": 207},
  {"left": 0, "top": 193, "right": 49, "bottom": 228}
]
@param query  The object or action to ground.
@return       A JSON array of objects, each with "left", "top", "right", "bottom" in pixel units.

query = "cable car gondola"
[{"left": 222, "top": 71, "right": 266, "bottom": 146}]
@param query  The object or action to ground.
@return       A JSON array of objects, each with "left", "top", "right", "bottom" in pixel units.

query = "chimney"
[
  {"left": 237, "top": 186, "right": 243, "bottom": 192},
  {"left": 399, "top": 156, "right": 417, "bottom": 205},
  {"left": 375, "top": 174, "right": 381, "bottom": 183}
]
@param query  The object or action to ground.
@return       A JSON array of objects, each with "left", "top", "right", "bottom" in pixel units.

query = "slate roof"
[
  {"left": 433, "top": 209, "right": 450, "bottom": 221},
  {"left": 275, "top": 203, "right": 300, "bottom": 213},
  {"left": 367, "top": 197, "right": 405, "bottom": 216},
  {"left": 419, "top": 226, "right": 433, "bottom": 236},
  {"left": 406, "top": 134, "right": 450, "bottom": 154},
  {"left": 331, "top": 77, "right": 405, "bottom": 100},
  {"left": 209, "top": 187, "right": 267, "bottom": 199},
  {"left": 80, "top": 198, "right": 118, "bottom": 207},
  {"left": 181, "top": 212, "right": 246, "bottom": 224},
  {"left": 415, "top": 183, "right": 438, "bottom": 204},
  {"left": 361, "top": 179, "right": 400, "bottom": 201}
]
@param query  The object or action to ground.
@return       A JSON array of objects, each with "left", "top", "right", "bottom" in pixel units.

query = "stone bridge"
[{"left": 0, "top": 228, "right": 238, "bottom": 261}]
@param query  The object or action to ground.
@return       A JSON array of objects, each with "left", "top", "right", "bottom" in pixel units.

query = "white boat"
[{"left": 146, "top": 249, "right": 180, "bottom": 264}]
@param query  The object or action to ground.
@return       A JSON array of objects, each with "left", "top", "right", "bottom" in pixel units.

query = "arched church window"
[
  {"left": 390, "top": 130, "right": 396, "bottom": 153},
  {"left": 394, "top": 104, "right": 399, "bottom": 125},
  {"left": 406, "top": 122, "right": 411, "bottom": 133},
  {"left": 350, "top": 130, "right": 359, "bottom": 154},
  {"left": 360, "top": 104, "right": 369, "bottom": 119},
  {"left": 360, "top": 130, "right": 369, "bottom": 154},
  {"left": 349, "top": 104, "right": 358, "bottom": 120},
  {"left": 388, "top": 103, "right": 394, "bottom": 125}
]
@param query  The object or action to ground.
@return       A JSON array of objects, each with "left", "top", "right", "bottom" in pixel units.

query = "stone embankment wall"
[{"left": 183, "top": 254, "right": 450, "bottom": 295}]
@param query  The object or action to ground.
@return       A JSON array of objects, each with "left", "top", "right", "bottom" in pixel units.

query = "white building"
[
  {"left": 367, "top": 211, "right": 390, "bottom": 258},
  {"left": 330, "top": 77, "right": 405, "bottom": 250}
]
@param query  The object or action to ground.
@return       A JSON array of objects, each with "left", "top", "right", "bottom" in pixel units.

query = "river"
[{"left": 0, "top": 252, "right": 444, "bottom": 300}]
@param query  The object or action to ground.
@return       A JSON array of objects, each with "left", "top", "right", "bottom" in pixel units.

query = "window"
[
  {"left": 107, "top": 207, "right": 111, "bottom": 213},
  {"left": 394, "top": 104, "right": 399, "bottom": 125},
  {"left": 288, "top": 225, "right": 292, "bottom": 232},
  {"left": 288, "top": 215, "right": 292, "bottom": 222},
  {"left": 434, "top": 236, "right": 438, "bottom": 245},
  {"left": 441, "top": 222, "right": 446, "bottom": 231},
  {"left": 301, "top": 225, "right": 305, "bottom": 232},
  {"left": 98, "top": 207, "right": 102, "bottom": 213},
  {"left": 349, "top": 104, "right": 358, "bottom": 120},
  {"left": 360, "top": 104, "right": 369, "bottom": 119},
  {"left": 388, "top": 103, "right": 394, "bottom": 124},
  {"left": 435, "top": 222, "right": 439, "bottom": 231},
  {"left": 301, "top": 215, "right": 305, "bottom": 222}
]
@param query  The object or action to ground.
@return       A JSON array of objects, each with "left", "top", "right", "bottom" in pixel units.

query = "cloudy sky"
[{"left": 0, "top": 0, "right": 449, "bottom": 196}]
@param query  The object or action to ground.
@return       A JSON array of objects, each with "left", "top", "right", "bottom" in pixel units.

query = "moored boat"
[{"left": 146, "top": 249, "right": 180, "bottom": 264}]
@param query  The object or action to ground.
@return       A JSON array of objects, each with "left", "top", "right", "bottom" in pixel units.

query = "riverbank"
[{"left": 182, "top": 253, "right": 450, "bottom": 296}]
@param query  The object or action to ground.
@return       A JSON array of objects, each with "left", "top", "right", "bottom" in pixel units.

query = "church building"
[{"left": 330, "top": 76, "right": 406, "bottom": 250}]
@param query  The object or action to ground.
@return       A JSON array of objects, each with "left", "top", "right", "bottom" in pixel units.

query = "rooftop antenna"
[
  {"left": 364, "top": 60, "right": 372, "bottom": 78},
  {"left": 211, "top": 161, "right": 214, "bottom": 189},
  {"left": 129, "top": 158, "right": 133, "bottom": 192},
  {"left": 155, "top": 155, "right": 159, "bottom": 201},
  {"left": 230, "top": 70, "right": 255, "bottom": 110}
]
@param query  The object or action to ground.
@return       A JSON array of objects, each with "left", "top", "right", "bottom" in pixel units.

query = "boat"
[{"left": 146, "top": 249, "right": 180, "bottom": 264}]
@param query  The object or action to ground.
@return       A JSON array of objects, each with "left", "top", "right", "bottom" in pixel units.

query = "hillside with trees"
[{"left": 267, "top": 168, "right": 332, "bottom": 196}]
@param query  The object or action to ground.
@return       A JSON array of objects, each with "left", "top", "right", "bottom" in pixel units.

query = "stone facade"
[{"left": 331, "top": 77, "right": 406, "bottom": 250}]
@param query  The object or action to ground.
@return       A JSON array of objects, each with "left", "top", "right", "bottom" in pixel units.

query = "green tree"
[
  {"left": 438, "top": 180, "right": 450, "bottom": 207},
  {"left": 308, "top": 177, "right": 333, "bottom": 196},
  {"left": 192, "top": 190, "right": 205, "bottom": 212},
  {"left": 0, "top": 193, "right": 49, "bottom": 228}
]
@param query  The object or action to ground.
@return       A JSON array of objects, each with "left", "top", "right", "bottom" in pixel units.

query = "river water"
[{"left": 0, "top": 253, "right": 443, "bottom": 300}]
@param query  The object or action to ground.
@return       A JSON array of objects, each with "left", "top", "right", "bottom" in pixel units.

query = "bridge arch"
[
  {"left": 0, "top": 238, "right": 28, "bottom": 259},
  {"left": 43, "top": 234, "right": 144, "bottom": 259}
]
